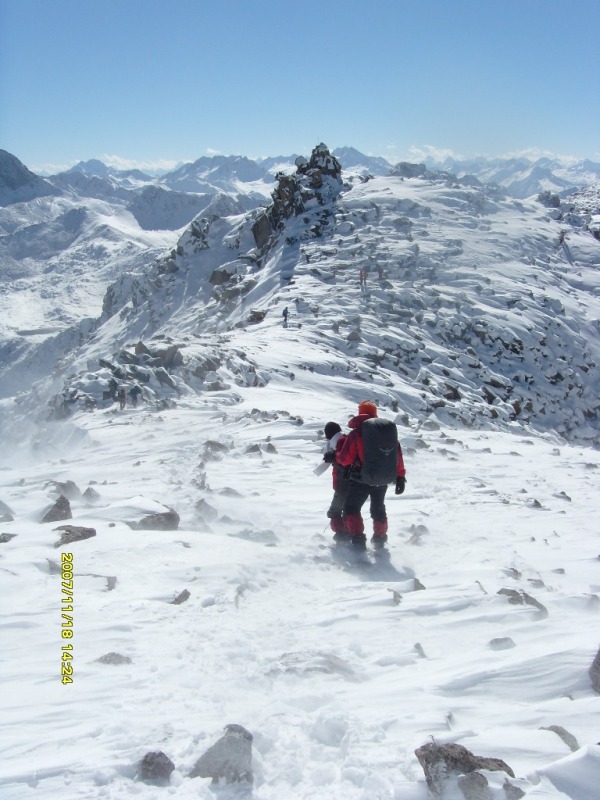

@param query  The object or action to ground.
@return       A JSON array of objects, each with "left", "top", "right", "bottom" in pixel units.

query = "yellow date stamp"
[{"left": 60, "top": 552, "right": 74, "bottom": 684}]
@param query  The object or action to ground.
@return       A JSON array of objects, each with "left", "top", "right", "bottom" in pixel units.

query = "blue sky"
[{"left": 1, "top": 0, "right": 599, "bottom": 173}]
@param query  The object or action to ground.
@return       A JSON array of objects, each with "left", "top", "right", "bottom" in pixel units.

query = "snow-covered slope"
[
  {"left": 1, "top": 145, "right": 599, "bottom": 800},
  {"left": 0, "top": 195, "right": 176, "bottom": 396},
  {"left": 12, "top": 145, "right": 597, "bottom": 448},
  {"left": 0, "top": 149, "right": 58, "bottom": 206}
]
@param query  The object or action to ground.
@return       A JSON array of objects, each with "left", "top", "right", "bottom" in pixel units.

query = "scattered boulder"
[
  {"left": 171, "top": 589, "right": 190, "bottom": 605},
  {"left": 190, "top": 724, "right": 253, "bottom": 784},
  {"left": 503, "top": 779, "right": 526, "bottom": 799},
  {"left": 195, "top": 498, "right": 218, "bottom": 521},
  {"left": 458, "top": 771, "right": 492, "bottom": 800},
  {"left": 47, "top": 480, "right": 82, "bottom": 500},
  {"left": 497, "top": 588, "right": 548, "bottom": 617},
  {"left": 54, "top": 525, "right": 96, "bottom": 548},
  {"left": 489, "top": 637, "right": 516, "bottom": 651},
  {"left": 41, "top": 495, "right": 72, "bottom": 523},
  {"left": 0, "top": 533, "right": 17, "bottom": 543},
  {"left": 96, "top": 652, "right": 132, "bottom": 665},
  {"left": 414, "top": 741, "right": 514, "bottom": 796},
  {"left": 129, "top": 508, "right": 180, "bottom": 531},
  {"left": 589, "top": 645, "right": 600, "bottom": 693},
  {"left": 82, "top": 486, "right": 102, "bottom": 503},
  {"left": 139, "top": 750, "right": 175, "bottom": 785}
]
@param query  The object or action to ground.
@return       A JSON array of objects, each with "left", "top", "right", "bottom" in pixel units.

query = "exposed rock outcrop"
[
  {"left": 53, "top": 525, "right": 96, "bottom": 548},
  {"left": 41, "top": 495, "right": 72, "bottom": 523},
  {"left": 415, "top": 741, "right": 514, "bottom": 796}
]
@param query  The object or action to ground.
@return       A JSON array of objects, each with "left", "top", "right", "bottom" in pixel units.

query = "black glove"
[
  {"left": 395, "top": 477, "right": 406, "bottom": 495},
  {"left": 323, "top": 450, "right": 336, "bottom": 463}
]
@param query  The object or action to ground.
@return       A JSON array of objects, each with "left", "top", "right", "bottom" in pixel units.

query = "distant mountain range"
[
  {"left": 1, "top": 142, "right": 599, "bottom": 448},
  {"left": 3, "top": 147, "right": 600, "bottom": 220}
]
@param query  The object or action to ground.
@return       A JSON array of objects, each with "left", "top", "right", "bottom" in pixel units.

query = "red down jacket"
[{"left": 337, "top": 413, "right": 406, "bottom": 477}]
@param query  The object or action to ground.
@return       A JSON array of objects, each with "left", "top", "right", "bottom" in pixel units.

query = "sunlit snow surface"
[
  {"left": 0, "top": 166, "right": 599, "bottom": 798},
  {"left": 0, "top": 388, "right": 599, "bottom": 799}
]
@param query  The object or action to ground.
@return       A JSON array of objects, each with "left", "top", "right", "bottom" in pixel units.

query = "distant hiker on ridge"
[
  {"left": 337, "top": 401, "right": 406, "bottom": 549},
  {"left": 129, "top": 384, "right": 142, "bottom": 407},
  {"left": 282, "top": 306, "right": 289, "bottom": 326},
  {"left": 321, "top": 421, "right": 350, "bottom": 540}
]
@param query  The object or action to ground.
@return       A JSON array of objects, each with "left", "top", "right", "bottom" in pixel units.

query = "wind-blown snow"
[{"left": 0, "top": 147, "right": 599, "bottom": 799}]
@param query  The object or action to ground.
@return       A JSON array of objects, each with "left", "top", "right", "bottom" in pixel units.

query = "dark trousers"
[
  {"left": 327, "top": 477, "right": 350, "bottom": 534},
  {"left": 343, "top": 482, "right": 388, "bottom": 536}
]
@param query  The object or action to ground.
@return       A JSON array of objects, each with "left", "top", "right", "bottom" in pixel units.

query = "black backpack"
[{"left": 359, "top": 418, "right": 398, "bottom": 486}]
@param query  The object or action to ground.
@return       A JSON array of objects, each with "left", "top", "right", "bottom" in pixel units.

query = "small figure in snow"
[
  {"left": 282, "top": 306, "right": 289, "bottom": 326},
  {"left": 359, "top": 269, "right": 366, "bottom": 290},
  {"left": 108, "top": 377, "right": 118, "bottom": 400},
  {"left": 118, "top": 386, "right": 127, "bottom": 411},
  {"left": 129, "top": 384, "right": 142, "bottom": 408},
  {"left": 321, "top": 421, "right": 350, "bottom": 540},
  {"left": 337, "top": 401, "right": 406, "bottom": 549}
]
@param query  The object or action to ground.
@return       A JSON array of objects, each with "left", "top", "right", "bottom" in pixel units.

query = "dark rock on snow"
[
  {"left": 458, "top": 771, "right": 493, "bottom": 800},
  {"left": 171, "top": 589, "right": 190, "bottom": 605},
  {"left": 497, "top": 587, "right": 548, "bottom": 617},
  {"left": 539, "top": 724, "right": 580, "bottom": 752},
  {"left": 128, "top": 508, "right": 180, "bottom": 531},
  {"left": 589, "top": 646, "right": 600, "bottom": 693},
  {"left": 190, "top": 724, "right": 253, "bottom": 784},
  {"left": 139, "top": 750, "right": 175, "bottom": 785},
  {"left": 414, "top": 741, "right": 514, "bottom": 796},
  {"left": 41, "top": 495, "right": 72, "bottom": 523},
  {"left": 53, "top": 525, "right": 96, "bottom": 547},
  {"left": 96, "top": 652, "right": 132, "bottom": 665}
]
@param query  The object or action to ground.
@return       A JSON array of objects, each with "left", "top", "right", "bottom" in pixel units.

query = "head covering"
[
  {"left": 324, "top": 421, "right": 342, "bottom": 440},
  {"left": 358, "top": 401, "right": 378, "bottom": 418}
]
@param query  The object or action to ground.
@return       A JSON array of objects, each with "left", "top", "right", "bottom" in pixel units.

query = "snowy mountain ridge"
[
  {"left": 5, "top": 143, "right": 597, "bottom": 450},
  {"left": 1, "top": 144, "right": 600, "bottom": 800}
]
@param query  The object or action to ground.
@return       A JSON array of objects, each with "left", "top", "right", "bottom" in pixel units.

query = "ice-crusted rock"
[
  {"left": 415, "top": 741, "right": 514, "bottom": 796},
  {"left": 190, "top": 724, "right": 253, "bottom": 784}
]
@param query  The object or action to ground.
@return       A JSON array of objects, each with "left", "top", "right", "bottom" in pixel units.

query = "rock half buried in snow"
[
  {"left": 589, "top": 646, "right": 600, "bottom": 693},
  {"left": 274, "top": 650, "right": 360, "bottom": 681},
  {"left": 96, "top": 652, "right": 132, "bottom": 665},
  {"left": 41, "top": 495, "right": 72, "bottom": 523},
  {"left": 53, "top": 525, "right": 96, "bottom": 547},
  {"left": 458, "top": 771, "right": 493, "bottom": 800},
  {"left": 128, "top": 507, "right": 180, "bottom": 531},
  {"left": 414, "top": 742, "right": 514, "bottom": 796},
  {"left": 139, "top": 750, "right": 175, "bottom": 785},
  {"left": 190, "top": 724, "right": 253, "bottom": 784},
  {"left": 497, "top": 587, "right": 548, "bottom": 618}
]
